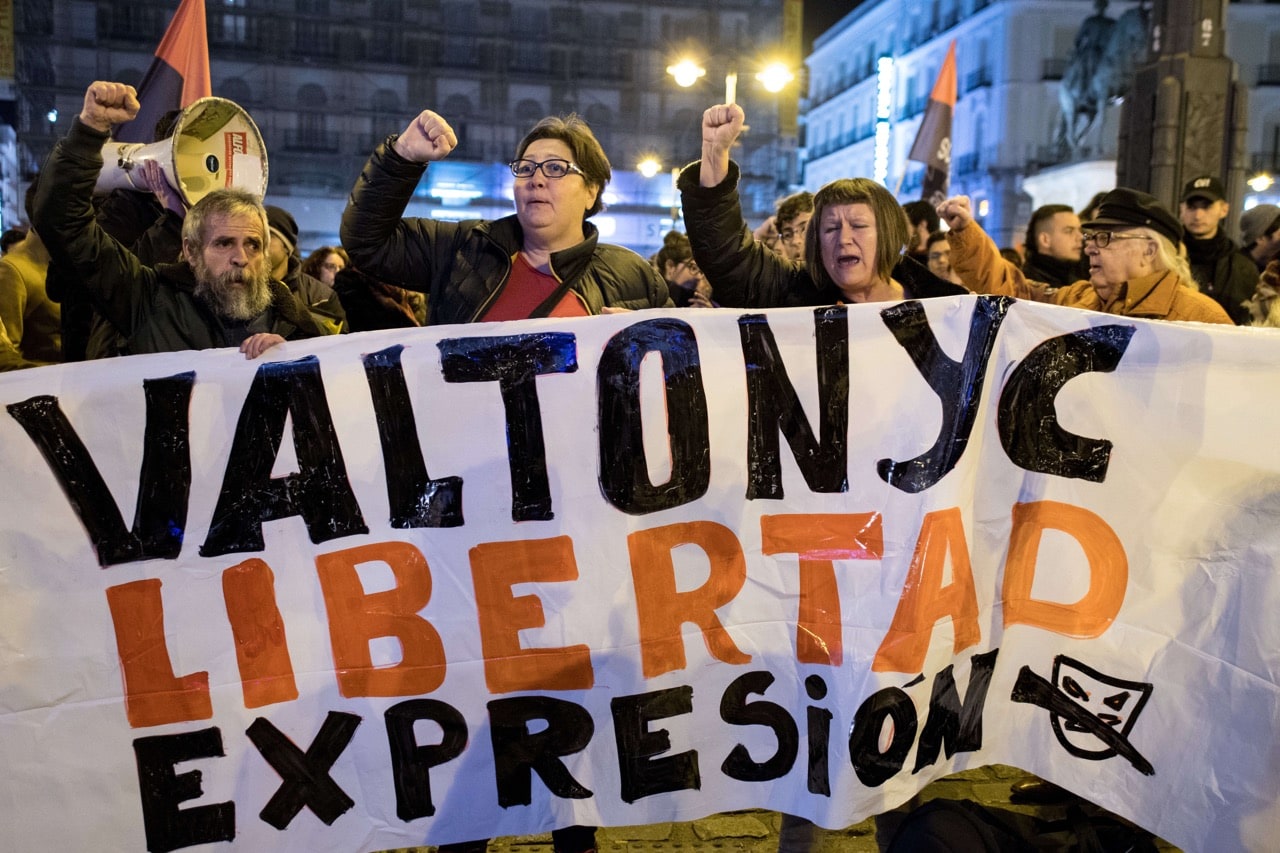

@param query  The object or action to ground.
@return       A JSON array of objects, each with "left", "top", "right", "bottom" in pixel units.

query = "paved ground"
[{"left": 385, "top": 766, "right": 1182, "bottom": 852}]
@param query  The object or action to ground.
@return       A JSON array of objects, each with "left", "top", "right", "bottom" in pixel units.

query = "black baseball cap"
[{"left": 1180, "top": 175, "right": 1225, "bottom": 204}]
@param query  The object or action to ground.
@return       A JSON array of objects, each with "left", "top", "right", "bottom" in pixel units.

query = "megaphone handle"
[{"left": 114, "top": 143, "right": 145, "bottom": 189}]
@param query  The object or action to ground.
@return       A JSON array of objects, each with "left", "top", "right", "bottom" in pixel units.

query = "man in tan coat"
[{"left": 939, "top": 188, "right": 1232, "bottom": 325}]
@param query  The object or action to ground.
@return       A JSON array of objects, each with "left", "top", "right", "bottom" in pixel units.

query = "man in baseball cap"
[
  {"left": 1239, "top": 203, "right": 1280, "bottom": 273},
  {"left": 1178, "top": 174, "right": 1257, "bottom": 323}
]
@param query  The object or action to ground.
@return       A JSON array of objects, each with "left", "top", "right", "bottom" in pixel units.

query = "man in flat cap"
[
  {"left": 938, "top": 188, "right": 1232, "bottom": 324},
  {"left": 1178, "top": 175, "right": 1257, "bottom": 323}
]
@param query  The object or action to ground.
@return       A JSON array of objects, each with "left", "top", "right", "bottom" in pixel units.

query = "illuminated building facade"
[
  {"left": 802, "top": 0, "right": 1280, "bottom": 246},
  {"left": 7, "top": 0, "right": 802, "bottom": 256}
]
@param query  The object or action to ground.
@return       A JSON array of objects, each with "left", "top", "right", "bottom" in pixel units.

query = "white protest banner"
[{"left": 1, "top": 296, "right": 1278, "bottom": 852}]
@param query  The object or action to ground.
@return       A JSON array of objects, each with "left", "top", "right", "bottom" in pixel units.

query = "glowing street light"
[
  {"left": 637, "top": 157, "right": 663, "bottom": 179},
  {"left": 666, "top": 59, "right": 707, "bottom": 89},
  {"left": 755, "top": 63, "right": 795, "bottom": 94},
  {"left": 1248, "top": 172, "right": 1274, "bottom": 193}
]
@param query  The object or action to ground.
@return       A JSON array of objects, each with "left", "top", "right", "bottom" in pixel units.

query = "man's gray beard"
[{"left": 191, "top": 258, "right": 273, "bottom": 322}]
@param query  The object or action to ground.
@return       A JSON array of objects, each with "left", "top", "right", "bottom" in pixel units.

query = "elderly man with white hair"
[{"left": 937, "top": 188, "right": 1232, "bottom": 325}]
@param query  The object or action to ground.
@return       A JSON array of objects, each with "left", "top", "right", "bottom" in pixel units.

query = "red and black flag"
[
  {"left": 114, "top": 0, "right": 211, "bottom": 142},
  {"left": 907, "top": 40, "right": 956, "bottom": 206}
]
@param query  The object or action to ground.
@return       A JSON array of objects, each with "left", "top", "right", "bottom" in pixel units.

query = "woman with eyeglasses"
[
  {"left": 341, "top": 110, "right": 669, "bottom": 326},
  {"left": 301, "top": 245, "right": 350, "bottom": 286},
  {"left": 938, "top": 188, "right": 1232, "bottom": 324}
]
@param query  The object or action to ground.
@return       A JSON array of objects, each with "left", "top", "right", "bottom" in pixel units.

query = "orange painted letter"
[
  {"left": 223, "top": 558, "right": 298, "bottom": 708},
  {"left": 1002, "top": 500, "right": 1127, "bottom": 637},
  {"left": 628, "top": 520, "right": 751, "bottom": 678},
  {"left": 761, "top": 513, "right": 884, "bottom": 666},
  {"left": 873, "top": 507, "right": 980, "bottom": 673},
  {"left": 470, "top": 535, "right": 594, "bottom": 693},
  {"left": 106, "top": 579, "right": 211, "bottom": 728},
  {"left": 316, "top": 541, "right": 446, "bottom": 697}
]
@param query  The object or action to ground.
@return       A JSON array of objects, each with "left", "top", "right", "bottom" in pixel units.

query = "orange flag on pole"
[
  {"left": 114, "top": 0, "right": 211, "bottom": 142},
  {"left": 907, "top": 40, "right": 957, "bottom": 206}
]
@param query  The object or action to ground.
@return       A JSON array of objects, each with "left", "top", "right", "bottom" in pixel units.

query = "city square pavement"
[{"left": 387, "top": 766, "right": 1183, "bottom": 852}]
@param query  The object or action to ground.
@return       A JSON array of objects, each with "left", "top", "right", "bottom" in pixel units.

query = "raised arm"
[
  {"left": 340, "top": 110, "right": 461, "bottom": 292},
  {"left": 938, "top": 195, "right": 1051, "bottom": 302},
  {"left": 699, "top": 103, "right": 744, "bottom": 188},
  {"left": 31, "top": 82, "right": 158, "bottom": 337}
]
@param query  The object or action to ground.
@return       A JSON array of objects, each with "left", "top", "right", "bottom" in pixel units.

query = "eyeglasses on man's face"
[
  {"left": 1082, "top": 229, "right": 1152, "bottom": 249},
  {"left": 509, "top": 158, "right": 586, "bottom": 180}
]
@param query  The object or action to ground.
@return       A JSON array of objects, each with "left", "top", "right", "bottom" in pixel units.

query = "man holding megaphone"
[{"left": 31, "top": 81, "right": 324, "bottom": 360}]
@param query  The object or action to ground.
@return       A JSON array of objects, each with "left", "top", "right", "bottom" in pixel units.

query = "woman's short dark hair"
[
  {"left": 301, "top": 245, "right": 350, "bottom": 278},
  {"left": 775, "top": 191, "right": 814, "bottom": 231},
  {"left": 654, "top": 230, "right": 693, "bottom": 270},
  {"left": 515, "top": 114, "right": 611, "bottom": 217},
  {"left": 804, "top": 178, "right": 910, "bottom": 288}
]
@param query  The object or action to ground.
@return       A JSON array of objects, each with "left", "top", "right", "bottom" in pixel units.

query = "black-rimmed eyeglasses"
[
  {"left": 1082, "top": 229, "right": 1152, "bottom": 249},
  {"left": 509, "top": 158, "right": 585, "bottom": 180}
]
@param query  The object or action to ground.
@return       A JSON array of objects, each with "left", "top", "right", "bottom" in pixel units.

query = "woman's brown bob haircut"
[{"left": 804, "top": 178, "right": 911, "bottom": 289}]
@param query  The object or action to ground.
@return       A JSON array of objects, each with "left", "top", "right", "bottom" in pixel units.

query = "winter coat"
[
  {"left": 341, "top": 137, "right": 670, "bottom": 325},
  {"left": 948, "top": 220, "right": 1233, "bottom": 325},
  {"left": 32, "top": 119, "right": 325, "bottom": 356}
]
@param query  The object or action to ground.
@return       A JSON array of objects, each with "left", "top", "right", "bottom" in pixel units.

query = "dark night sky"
[{"left": 803, "top": 1, "right": 863, "bottom": 52}]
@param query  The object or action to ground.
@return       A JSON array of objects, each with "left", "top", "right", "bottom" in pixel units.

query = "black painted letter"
[
  {"left": 246, "top": 711, "right": 362, "bottom": 829},
  {"left": 848, "top": 687, "right": 918, "bottom": 787},
  {"left": 877, "top": 296, "right": 1010, "bottom": 493},
  {"left": 998, "top": 325, "right": 1135, "bottom": 482},
  {"left": 719, "top": 670, "right": 799, "bottom": 782},
  {"left": 488, "top": 695, "right": 594, "bottom": 808},
  {"left": 363, "top": 345, "right": 464, "bottom": 528},
  {"left": 598, "top": 319, "right": 710, "bottom": 514},
  {"left": 438, "top": 332, "right": 577, "bottom": 521},
  {"left": 133, "top": 726, "right": 235, "bottom": 852},
  {"left": 201, "top": 357, "right": 367, "bottom": 556},
  {"left": 913, "top": 649, "right": 999, "bottom": 773},
  {"left": 385, "top": 698, "right": 469, "bottom": 820},
  {"left": 740, "top": 308, "right": 848, "bottom": 499},
  {"left": 7, "top": 372, "right": 195, "bottom": 566},
  {"left": 611, "top": 685, "right": 700, "bottom": 803}
]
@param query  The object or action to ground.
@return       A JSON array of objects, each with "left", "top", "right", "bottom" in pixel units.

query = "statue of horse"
[{"left": 1055, "top": 0, "right": 1150, "bottom": 154}]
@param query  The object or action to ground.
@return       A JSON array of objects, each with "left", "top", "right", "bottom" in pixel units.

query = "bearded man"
[{"left": 32, "top": 81, "right": 322, "bottom": 359}]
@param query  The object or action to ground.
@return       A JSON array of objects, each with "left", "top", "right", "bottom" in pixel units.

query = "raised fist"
[
  {"left": 81, "top": 82, "right": 140, "bottom": 133},
  {"left": 937, "top": 196, "right": 975, "bottom": 232},
  {"left": 393, "top": 110, "right": 458, "bottom": 163},
  {"left": 702, "top": 103, "right": 746, "bottom": 154}
]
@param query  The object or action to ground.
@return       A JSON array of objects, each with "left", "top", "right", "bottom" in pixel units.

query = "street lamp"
[
  {"left": 668, "top": 55, "right": 795, "bottom": 104},
  {"left": 1248, "top": 172, "right": 1274, "bottom": 193},
  {"left": 637, "top": 157, "right": 663, "bottom": 179},
  {"left": 755, "top": 63, "right": 795, "bottom": 94}
]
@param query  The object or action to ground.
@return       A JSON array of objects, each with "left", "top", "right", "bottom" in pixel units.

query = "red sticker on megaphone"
[{"left": 224, "top": 132, "right": 248, "bottom": 187}]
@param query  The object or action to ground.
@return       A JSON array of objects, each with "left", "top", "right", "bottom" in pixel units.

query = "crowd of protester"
[
  {"left": 6, "top": 77, "right": 1280, "bottom": 853},
  {"left": 5, "top": 81, "right": 1279, "bottom": 376}
]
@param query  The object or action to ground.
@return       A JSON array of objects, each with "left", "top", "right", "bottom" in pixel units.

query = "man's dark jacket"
[
  {"left": 32, "top": 119, "right": 323, "bottom": 356},
  {"left": 1186, "top": 233, "right": 1258, "bottom": 325},
  {"left": 341, "top": 136, "right": 670, "bottom": 325},
  {"left": 1021, "top": 251, "right": 1088, "bottom": 289}
]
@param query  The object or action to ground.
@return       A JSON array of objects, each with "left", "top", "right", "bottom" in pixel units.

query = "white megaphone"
[{"left": 96, "top": 96, "right": 269, "bottom": 205}]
